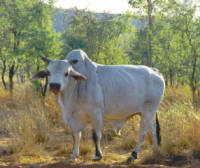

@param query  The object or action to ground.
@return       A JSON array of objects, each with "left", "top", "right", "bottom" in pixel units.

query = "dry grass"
[
  {"left": 0, "top": 85, "right": 63, "bottom": 158},
  {"left": 141, "top": 85, "right": 200, "bottom": 164},
  {"left": 0, "top": 84, "right": 200, "bottom": 166}
]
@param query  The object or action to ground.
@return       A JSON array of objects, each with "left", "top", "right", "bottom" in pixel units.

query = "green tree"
[
  {"left": 175, "top": 1, "right": 200, "bottom": 100},
  {"left": 150, "top": 0, "right": 200, "bottom": 101},
  {"left": 62, "top": 9, "right": 134, "bottom": 64},
  {"left": 0, "top": 5, "right": 12, "bottom": 89},
  {"left": 127, "top": 27, "right": 148, "bottom": 65},
  {"left": 128, "top": 0, "right": 163, "bottom": 66},
  {"left": 0, "top": 0, "right": 61, "bottom": 93}
]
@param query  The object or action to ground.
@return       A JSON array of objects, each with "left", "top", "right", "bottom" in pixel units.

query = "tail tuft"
[{"left": 156, "top": 113, "right": 161, "bottom": 146}]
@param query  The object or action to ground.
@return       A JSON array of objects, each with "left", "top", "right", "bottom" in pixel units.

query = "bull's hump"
[{"left": 66, "top": 49, "right": 88, "bottom": 61}]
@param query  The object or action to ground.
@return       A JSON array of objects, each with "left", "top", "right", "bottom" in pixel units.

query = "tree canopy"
[{"left": 0, "top": 0, "right": 200, "bottom": 100}]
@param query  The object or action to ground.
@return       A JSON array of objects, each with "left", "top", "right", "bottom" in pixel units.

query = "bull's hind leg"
[
  {"left": 91, "top": 110, "right": 103, "bottom": 161},
  {"left": 127, "top": 103, "right": 161, "bottom": 163},
  {"left": 127, "top": 114, "right": 154, "bottom": 163},
  {"left": 92, "top": 129, "right": 102, "bottom": 161}
]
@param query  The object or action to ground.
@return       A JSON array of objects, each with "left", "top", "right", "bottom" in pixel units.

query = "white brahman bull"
[{"left": 33, "top": 49, "right": 165, "bottom": 163}]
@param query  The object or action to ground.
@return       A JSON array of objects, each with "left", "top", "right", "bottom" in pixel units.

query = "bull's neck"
[{"left": 59, "top": 78, "right": 78, "bottom": 114}]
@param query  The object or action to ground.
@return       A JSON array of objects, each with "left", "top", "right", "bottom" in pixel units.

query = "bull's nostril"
[{"left": 49, "top": 83, "right": 61, "bottom": 90}]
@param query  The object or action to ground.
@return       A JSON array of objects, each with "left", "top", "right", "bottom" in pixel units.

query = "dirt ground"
[
  {"left": 0, "top": 133, "right": 199, "bottom": 168},
  {"left": 0, "top": 146, "right": 200, "bottom": 168},
  {"left": 1, "top": 158, "right": 200, "bottom": 168}
]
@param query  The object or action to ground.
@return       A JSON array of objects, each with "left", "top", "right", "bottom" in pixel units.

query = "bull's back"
[{"left": 97, "top": 65, "right": 164, "bottom": 119}]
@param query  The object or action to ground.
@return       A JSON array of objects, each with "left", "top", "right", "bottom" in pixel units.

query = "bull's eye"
[{"left": 64, "top": 72, "right": 68, "bottom": 77}]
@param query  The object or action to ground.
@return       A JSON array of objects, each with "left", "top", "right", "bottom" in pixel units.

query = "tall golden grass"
[{"left": 0, "top": 84, "right": 200, "bottom": 165}]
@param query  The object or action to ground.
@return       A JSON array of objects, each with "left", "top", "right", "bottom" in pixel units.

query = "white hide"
[
  {"left": 61, "top": 49, "right": 165, "bottom": 123},
  {"left": 48, "top": 49, "right": 165, "bottom": 159}
]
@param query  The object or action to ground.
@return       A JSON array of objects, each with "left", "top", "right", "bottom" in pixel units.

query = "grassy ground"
[{"left": 0, "top": 84, "right": 200, "bottom": 167}]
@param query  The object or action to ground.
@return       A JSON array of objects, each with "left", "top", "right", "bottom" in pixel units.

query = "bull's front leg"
[
  {"left": 70, "top": 131, "right": 81, "bottom": 159},
  {"left": 68, "top": 118, "right": 86, "bottom": 159}
]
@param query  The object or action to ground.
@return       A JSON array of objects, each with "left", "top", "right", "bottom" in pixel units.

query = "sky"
[
  {"left": 55, "top": 0, "right": 133, "bottom": 14},
  {"left": 55, "top": 0, "right": 200, "bottom": 15}
]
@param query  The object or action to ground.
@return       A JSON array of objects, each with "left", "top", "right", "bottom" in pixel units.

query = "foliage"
[
  {"left": 128, "top": 0, "right": 200, "bottom": 98},
  {"left": 1, "top": 0, "right": 199, "bottom": 97},
  {"left": 0, "top": 0, "right": 61, "bottom": 91},
  {"left": 61, "top": 9, "right": 135, "bottom": 64}
]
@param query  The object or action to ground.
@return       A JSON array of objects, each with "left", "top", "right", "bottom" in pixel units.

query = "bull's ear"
[
  {"left": 32, "top": 70, "right": 50, "bottom": 79},
  {"left": 41, "top": 57, "right": 52, "bottom": 64},
  {"left": 69, "top": 69, "right": 86, "bottom": 80},
  {"left": 69, "top": 59, "right": 78, "bottom": 65}
]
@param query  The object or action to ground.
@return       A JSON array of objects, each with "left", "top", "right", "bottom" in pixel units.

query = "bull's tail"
[{"left": 156, "top": 113, "right": 161, "bottom": 146}]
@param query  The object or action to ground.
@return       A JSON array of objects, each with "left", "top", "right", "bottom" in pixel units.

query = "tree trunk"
[
  {"left": 185, "top": 17, "right": 197, "bottom": 103},
  {"left": 186, "top": 31, "right": 197, "bottom": 103},
  {"left": 9, "top": 29, "right": 20, "bottom": 93},
  {"left": 169, "top": 68, "right": 173, "bottom": 87},
  {"left": 16, "top": 74, "right": 20, "bottom": 83},
  {"left": 147, "top": 0, "right": 153, "bottom": 67},
  {"left": 165, "top": 79, "right": 168, "bottom": 87},
  {"left": 20, "top": 69, "right": 25, "bottom": 83},
  {"left": 164, "top": 74, "right": 168, "bottom": 87},
  {"left": 190, "top": 51, "right": 197, "bottom": 103},
  {"left": 9, "top": 62, "right": 17, "bottom": 93},
  {"left": 25, "top": 63, "right": 31, "bottom": 79},
  {"left": 20, "top": 74, "right": 25, "bottom": 83},
  {"left": 1, "top": 60, "right": 7, "bottom": 89}
]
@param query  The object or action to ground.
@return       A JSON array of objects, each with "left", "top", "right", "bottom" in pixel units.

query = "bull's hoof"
[
  {"left": 93, "top": 155, "right": 102, "bottom": 161},
  {"left": 69, "top": 154, "right": 78, "bottom": 160},
  {"left": 126, "top": 156, "right": 135, "bottom": 163},
  {"left": 126, "top": 151, "right": 137, "bottom": 164}
]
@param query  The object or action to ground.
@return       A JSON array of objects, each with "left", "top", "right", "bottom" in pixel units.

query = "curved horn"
[
  {"left": 69, "top": 69, "right": 86, "bottom": 80},
  {"left": 41, "top": 57, "right": 52, "bottom": 64}
]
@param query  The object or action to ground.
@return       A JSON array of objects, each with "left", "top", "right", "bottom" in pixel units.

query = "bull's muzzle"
[{"left": 49, "top": 83, "right": 61, "bottom": 95}]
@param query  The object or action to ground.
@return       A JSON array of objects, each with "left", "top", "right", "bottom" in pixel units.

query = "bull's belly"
[{"left": 103, "top": 103, "right": 142, "bottom": 120}]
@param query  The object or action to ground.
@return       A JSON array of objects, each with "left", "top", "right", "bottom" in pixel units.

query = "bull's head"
[{"left": 32, "top": 57, "right": 86, "bottom": 94}]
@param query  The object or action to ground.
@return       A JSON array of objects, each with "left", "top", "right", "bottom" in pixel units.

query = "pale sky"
[
  {"left": 55, "top": 0, "right": 133, "bottom": 14},
  {"left": 55, "top": 0, "right": 199, "bottom": 15}
]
